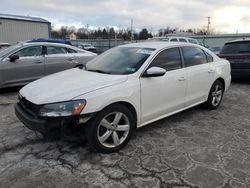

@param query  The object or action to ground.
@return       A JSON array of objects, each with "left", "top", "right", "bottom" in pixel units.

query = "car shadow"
[{"left": 0, "top": 86, "right": 22, "bottom": 94}]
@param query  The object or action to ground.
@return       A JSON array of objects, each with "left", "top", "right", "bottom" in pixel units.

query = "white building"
[{"left": 0, "top": 13, "right": 51, "bottom": 44}]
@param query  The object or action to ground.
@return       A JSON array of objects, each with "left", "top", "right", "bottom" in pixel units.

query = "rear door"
[
  {"left": 44, "top": 45, "right": 76, "bottom": 75},
  {"left": 181, "top": 46, "right": 215, "bottom": 106},
  {"left": 1, "top": 45, "right": 45, "bottom": 86}
]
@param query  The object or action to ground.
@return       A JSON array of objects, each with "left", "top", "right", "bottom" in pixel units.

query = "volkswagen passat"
[{"left": 15, "top": 42, "right": 231, "bottom": 153}]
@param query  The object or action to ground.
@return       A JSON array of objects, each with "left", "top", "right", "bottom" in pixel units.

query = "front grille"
[{"left": 18, "top": 97, "right": 41, "bottom": 117}]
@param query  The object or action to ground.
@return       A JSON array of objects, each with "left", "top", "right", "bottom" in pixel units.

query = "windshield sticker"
[
  {"left": 126, "top": 67, "right": 136, "bottom": 72},
  {"left": 136, "top": 49, "right": 154, "bottom": 55}
]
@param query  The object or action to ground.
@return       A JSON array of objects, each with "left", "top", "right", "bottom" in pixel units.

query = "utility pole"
[
  {"left": 86, "top": 24, "right": 89, "bottom": 39},
  {"left": 130, "top": 19, "right": 133, "bottom": 41},
  {"left": 207, "top": 16, "right": 211, "bottom": 34}
]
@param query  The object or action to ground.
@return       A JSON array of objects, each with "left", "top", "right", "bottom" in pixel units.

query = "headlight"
[{"left": 39, "top": 100, "right": 86, "bottom": 117}]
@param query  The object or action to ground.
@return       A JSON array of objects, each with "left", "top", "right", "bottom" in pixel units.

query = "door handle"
[
  {"left": 34, "top": 60, "right": 43, "bottom": 64},
  {"left": 178, "top": 77, "right": 186, "bottom": 81},
  {"left": 67, "top": 58, "right": 74, "bottom": 61},
  {"left": 208, "top": 69, "right": 215, "bottom": 73}
]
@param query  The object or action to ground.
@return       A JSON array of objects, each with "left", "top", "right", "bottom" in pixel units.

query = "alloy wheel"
[
  {"left": 97, "top": 112, "right": 130, "bottom": 148},
  {"left": 211, "top": 84, "right": 223, "bottom": 106}
]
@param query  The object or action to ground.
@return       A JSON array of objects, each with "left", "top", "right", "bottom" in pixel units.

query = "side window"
[
  {"left": 182, "top": 47, "right": 207, "bottom": 67},
  {"left": 204, "top": 51, "right": 213, "bottom": 62},
  {"left": 179, "top": 38, "right": 187, "bottom": 42},
  {"left": 66, "top": 48, "right": 77, "bottom": 53},
  {"left": 46, "top": 46, "right": 68, "bottom": 55},
  {"left": 14, "top": 46, "right": 42, "bottom": 57},
  {"left": 188, "top": 39, "right": 198, "bottom": 44},
  {"left": 170, "top": 38, "right": 178, "bottom": 42},
  {"left": 149, "top": 48, "right": 182, "bottom": 71}
]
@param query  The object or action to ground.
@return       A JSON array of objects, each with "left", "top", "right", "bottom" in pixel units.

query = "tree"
[
  {"left": 108, "top": 27, "right": 116, "bottom": 39},
  {"left": 139, "top": 28, "right": 150, "bottom": 40}
]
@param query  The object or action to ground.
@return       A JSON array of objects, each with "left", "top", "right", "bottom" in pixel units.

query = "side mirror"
[
  {"left": 143, "top": 67, "right": 166, "bottom": 77},
  {"left": 9, "top": 54, "right": 19, "bottom": 62}
]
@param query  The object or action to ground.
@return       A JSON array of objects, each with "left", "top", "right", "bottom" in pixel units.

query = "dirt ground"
[{"left": 0, "top": 82, "right": 250, "bottom": 188}]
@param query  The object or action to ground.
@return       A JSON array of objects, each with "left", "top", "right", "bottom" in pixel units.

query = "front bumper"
[
  {"left": 15, "top": 103, "right": 62, "bottom": 133},
  {"left": 15, "top": 102, "right": 95, "bottom": 134}
]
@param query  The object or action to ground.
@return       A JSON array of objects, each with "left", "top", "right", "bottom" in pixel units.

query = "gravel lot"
[{"left": 0, "top": 82, "right": 250, "bottom": 188}]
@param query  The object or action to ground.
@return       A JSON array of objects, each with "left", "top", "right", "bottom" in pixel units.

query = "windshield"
[
  {"left": 0, "top": 45, "right": 20, "bottom": 57},
  {"left": 221, "top": 41, "right": 250, "bottom": 54},
  {"left": 86, "top": 47, "right": 155, "bottom": 75}
]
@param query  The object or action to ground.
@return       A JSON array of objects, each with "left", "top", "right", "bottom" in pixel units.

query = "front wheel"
[
  {"left": 85, "top": 104, "right": 135, "bottom": 153},
  {"left": 205, "top": 80, "right": 224, "bottom": 110}
]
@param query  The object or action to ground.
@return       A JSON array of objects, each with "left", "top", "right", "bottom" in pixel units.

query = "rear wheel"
[
  {"left": 85, "top": 104, "right": 135, "bottom": 153},
  {"left": 205, "top": 80, "right": 224, "bottom": 110}
]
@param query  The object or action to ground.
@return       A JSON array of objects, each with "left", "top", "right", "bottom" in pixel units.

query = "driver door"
[
  {"left": 1, "top": 45, "right": 45, "bottom": 86},
  {"left": 140, "top": 47, "right": 187, "bottom": 124}
]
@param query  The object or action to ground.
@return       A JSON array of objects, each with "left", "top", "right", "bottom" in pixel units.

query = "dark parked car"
[{"left": 219, "top": 39, "right": 250, "bottom": 78}]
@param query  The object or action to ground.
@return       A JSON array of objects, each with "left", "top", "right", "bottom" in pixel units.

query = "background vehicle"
[
  {"left": 209, "top": 46, "right": 222, "bottom": 55},
  {"left": 0, "top": 43, "right": 11, "bottom": 50},
  {"left": 219, "top": 38, "right": 250, "bottom": 78},
  {"left": 0, "top": 42, "right": 97, "bottom": 88},
  {"left": 149, "top": 36, "right": 199, "bottom": 44},
  {"left": 15, "top": 42, "right": 231, "bottom": 153},
  {"left": 27, "top": 38, "right": 72, "bottom": 45},
  {"left": 73, "top": 42, "right": 97, "bottom": 53}
]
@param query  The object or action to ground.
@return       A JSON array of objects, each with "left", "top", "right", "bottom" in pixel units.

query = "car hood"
[{"left": 20, "top": 68, "right": 128, "bottom": 105}]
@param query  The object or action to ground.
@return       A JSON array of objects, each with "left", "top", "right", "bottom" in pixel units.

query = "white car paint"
[{"left": 20, "top": 42, "right": 231, "bottom": 128}]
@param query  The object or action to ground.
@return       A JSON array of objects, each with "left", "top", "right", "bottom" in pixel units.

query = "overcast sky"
[{"left": 1, "top": 0, "right": 250, "bottom": 33}]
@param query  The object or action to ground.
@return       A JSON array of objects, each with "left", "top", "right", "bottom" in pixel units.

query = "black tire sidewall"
[{"left": 85, "top": 104, "right": 135, "bottom": 153}]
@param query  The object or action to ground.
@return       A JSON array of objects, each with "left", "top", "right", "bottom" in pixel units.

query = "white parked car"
[
  {"left": 149, "top": 36, "right": 199, "bottom": 44},
  {"left": 15, "top": 42, "right": 231, "bottom": 153}
]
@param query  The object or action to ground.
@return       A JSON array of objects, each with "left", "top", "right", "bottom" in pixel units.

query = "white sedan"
[{"left": 15, "top": 42, "right": 231, "bottom": 153}]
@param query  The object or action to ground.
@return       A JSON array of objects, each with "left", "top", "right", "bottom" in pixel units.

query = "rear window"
[{"left": 221, "top": 41, "right": 250, "bottom": 54}]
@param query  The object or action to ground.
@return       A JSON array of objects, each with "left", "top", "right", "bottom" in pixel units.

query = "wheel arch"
[
  {"left": 100, "top": 101, "right": 138, "bottom": 127},
  {"left": 215, "top": 77, "right": 225, "bottom": 91}
]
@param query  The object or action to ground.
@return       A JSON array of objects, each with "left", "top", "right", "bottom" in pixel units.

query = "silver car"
[{"left": 0, "top": 42, "right": 97, "bottom": 88}]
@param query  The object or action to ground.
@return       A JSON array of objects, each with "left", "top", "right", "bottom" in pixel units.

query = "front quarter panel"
[{"left": 73, "top": 78, "right": 141, "bottom": 126}]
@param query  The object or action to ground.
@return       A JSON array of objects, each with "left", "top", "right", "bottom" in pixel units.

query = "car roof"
[
  {"left": 226, "top": 38, "right": 250, "bottom": 44},
  {"left": 120, "top": 41, "right": 201, "bottom": 49},
  {"left": 21, "top": 42, "right": 73, "bottom": 48}
]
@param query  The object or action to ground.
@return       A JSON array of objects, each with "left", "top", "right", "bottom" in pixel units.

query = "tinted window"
[
  {"left": 14, "top": 46, "right": 42, "bottom": 57},
  {"left": 149, "top": 48, "right": 182, "bottom": 71},
  {"left": 170, "top": 38, "right": 178, "bottom": 42},
  {"left": 182, "top": 47, "right": 207, "bottom": 67},
  {"left": 179, "top": 38, "right": 187, "bottom": 42},
  {"left": 221, "top": 41, "right": 250, "bottom": 54},
  {"left": 204, "top": 51, "right": 213, "bottom": 62},
  {"left": 47, "top": 46, "right": 68, "bottom": 55}
]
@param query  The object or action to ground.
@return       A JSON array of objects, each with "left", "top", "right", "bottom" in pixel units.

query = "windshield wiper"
[{"left": 87, "top": 69, "right": 111, "bottom": 74}]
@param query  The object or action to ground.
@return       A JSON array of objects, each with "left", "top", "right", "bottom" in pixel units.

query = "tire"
[
  {"left": 205, "top": 80, "right": 224, "bottom": 110},
  {"left": 85, "top": 104, "right": 135, "bottom": 153}
]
